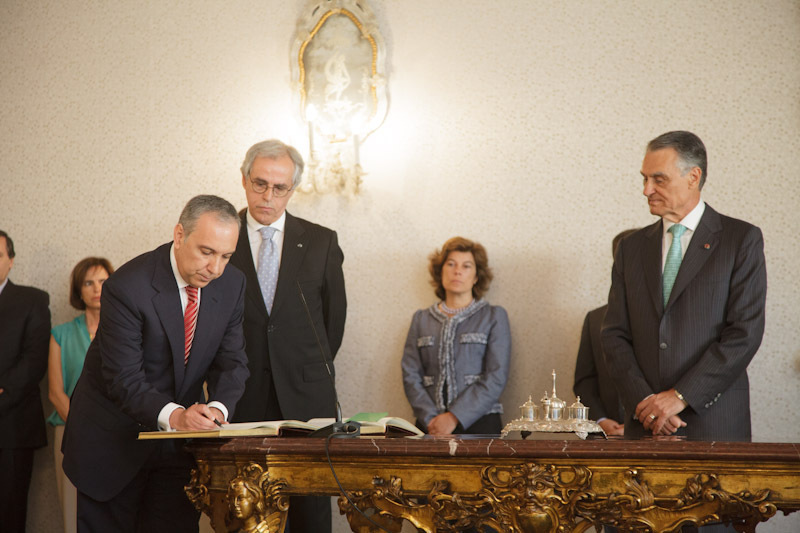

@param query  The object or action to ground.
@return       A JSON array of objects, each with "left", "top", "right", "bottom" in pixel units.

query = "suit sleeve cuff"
[
  {"left": 207, "top": 401, "right": 228, "bottom": 422},
  {"left": 158, "top": 402, "right": 184, "bottom": 431}
]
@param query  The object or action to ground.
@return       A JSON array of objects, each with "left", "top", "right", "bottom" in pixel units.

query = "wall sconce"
[{"left": 291, "top": 0, "right": 387, "bottom": 195}]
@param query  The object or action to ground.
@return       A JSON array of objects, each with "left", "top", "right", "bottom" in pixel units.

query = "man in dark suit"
[
  {"left": 602, "top": 131, "right": 767, "bottom": 450},
  {"left": 0, "top": 230, "right": 51, "bottom": 533},
  {"left": 230, "top": 139, "right": 347, "bottom": 533},
  {"left": 573, "top": 229, "right": 636, "bottom": 436},
  {"left": 63, "top": 195, "right": 250, "bottom": 533}
]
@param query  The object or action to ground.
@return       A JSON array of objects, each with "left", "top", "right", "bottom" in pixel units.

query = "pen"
[{"left": 196, "top": 402, "right": 224, "bottom": 427}]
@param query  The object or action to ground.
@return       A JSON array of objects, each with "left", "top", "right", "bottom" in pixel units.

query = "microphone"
[{"left": 296, "top": 281, "right": 360, "bottom": 438}]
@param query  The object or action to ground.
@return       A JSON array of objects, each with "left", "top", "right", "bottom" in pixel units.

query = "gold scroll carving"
[
  {"left": 186, "top": 460, "right": 210, "bottom": 512},
  {"left": 577, "top": 469, "right": 778, "bottom": 533},
  {"left": 183, "top": 439, "right": 799, "bottom": 533},
  {"left": 339, "top": 464, "right": 595, "bottom": 533},
  {"left": 338, "top": 465, "right": 781, "bottom": 533}
]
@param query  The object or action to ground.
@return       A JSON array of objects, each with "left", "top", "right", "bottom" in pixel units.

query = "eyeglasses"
[{"left": 248, "top": 176, "right": 293, "bottom": 198}]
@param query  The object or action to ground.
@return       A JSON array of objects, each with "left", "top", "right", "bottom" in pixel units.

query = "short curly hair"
[
  {"left": 69, "top": 257, "right": 114, "bottom": 310},
  {"left": 428, "top": 237, "right": 493, "bottom": 301}
]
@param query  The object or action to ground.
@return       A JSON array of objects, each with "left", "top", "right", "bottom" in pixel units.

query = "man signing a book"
[{"left": 62, "top": 195, "right": 250, "bottom": 533}]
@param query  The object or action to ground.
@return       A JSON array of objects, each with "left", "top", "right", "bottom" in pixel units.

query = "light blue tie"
[
  {"left": 257, "top": 226, "right": 279, "bottom": 313},
  {"left": 663, "top": 224, "right": 687, "bottom": 307}
]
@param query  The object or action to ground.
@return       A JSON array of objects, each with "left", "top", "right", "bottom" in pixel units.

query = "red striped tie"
[{"left": 184, "top": 286, "right": 199, "bottom": 365}]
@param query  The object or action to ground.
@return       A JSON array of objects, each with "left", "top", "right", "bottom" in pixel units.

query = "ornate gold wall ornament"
[{"left": 291, "top": 0, "right": 388, "bottom": 195}]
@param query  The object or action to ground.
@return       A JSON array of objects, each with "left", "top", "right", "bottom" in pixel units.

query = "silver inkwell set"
[{"left": 501, "top": 369, "right": 606, "bottom": 440}]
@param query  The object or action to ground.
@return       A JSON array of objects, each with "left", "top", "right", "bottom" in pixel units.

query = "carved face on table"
[
  {"left": 231, "top": 481, "right": 256, "bottom": 520},
  {"left": 229, "top": 478, "right": 269, "bottom": 533},
  {"left": 226, "top": 465, "right": 275, "bottom": 533}
]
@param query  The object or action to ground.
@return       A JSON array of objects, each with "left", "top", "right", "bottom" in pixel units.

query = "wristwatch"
[{"left": 674, "top": 389, "right": 687, "bottom": 405}]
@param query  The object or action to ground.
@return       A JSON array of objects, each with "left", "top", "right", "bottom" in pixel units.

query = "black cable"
[
  {"left": 297, "top": 280, "right": 362, "bottom": 437},
  {"left": 324, "top": 433, "right": 395, "bottom": 533}
]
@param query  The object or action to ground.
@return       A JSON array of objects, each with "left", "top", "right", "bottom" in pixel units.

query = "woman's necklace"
[{"left": 440, "top": 299, "right": 473, "bottom": 315}]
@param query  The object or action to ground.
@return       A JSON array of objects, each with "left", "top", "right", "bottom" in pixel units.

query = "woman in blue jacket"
[{"left": 402, "top": 237, "right": 511, "bottom": 435}]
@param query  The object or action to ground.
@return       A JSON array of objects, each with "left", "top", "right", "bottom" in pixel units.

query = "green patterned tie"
[{"left": 663, "top": 224, "right": 687, "bottom": 307}]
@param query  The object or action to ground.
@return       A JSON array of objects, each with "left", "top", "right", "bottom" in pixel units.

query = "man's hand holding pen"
[{"left": 169, "top": 403, "right": 226, "bottom": 431}]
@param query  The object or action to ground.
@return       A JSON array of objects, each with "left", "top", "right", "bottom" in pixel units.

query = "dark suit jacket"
[
  {"left": 601, "top": 205, "right": 766, "bottom": 441},
  {"left": 62, "top": 243, "right": 249, "bottom": 500},
  {"left": 230, "top": 211, "right": 346, "bottom": 422},
  {"left": 0, "top": 281, "right": 50, "bottom": 449},
  {"left": 573, "top": 305, "right": 623, "bottom": 423}
]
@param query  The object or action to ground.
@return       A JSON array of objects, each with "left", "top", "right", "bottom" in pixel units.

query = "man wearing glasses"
[{"left": 229, "top": 139, "right": 347, "bottom": 533}]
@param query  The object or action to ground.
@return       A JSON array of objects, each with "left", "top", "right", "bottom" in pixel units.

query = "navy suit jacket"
[
  {"left": 0, "top": 281, "right": 50, "bottom": 449},
  {"left": 63, "top": 243, "right": 249, "bottom": 500},
  {"left": 602, "top": 205, "right": 767, "bottom": 441},
  {"left": 230, "top": 211, "right": 346, "bottom": 422},
  {"left": 573, "top": 305, "right": 623, "bottom": 423}
]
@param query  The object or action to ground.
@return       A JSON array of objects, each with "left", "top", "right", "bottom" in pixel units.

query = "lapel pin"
[
  {"left": 704, "top": 243, "right": 711, "bottom": 249},
  {"left": 297, "top": 243, "right": 303, "bottom": 248}
]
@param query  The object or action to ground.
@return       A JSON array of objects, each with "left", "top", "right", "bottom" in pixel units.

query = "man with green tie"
[{"left": 602, "top": 131, "right": 767, "bottom": 450}]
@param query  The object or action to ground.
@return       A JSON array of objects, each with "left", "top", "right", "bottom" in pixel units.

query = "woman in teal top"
[
  {"left": 46, "top": 314, "right": 92, "bottom": 425},
  {"left": 47, "top": 256, "right": 113, "bottom": 533}
]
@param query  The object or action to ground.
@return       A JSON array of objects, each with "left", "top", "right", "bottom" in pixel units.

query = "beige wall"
[{"left": 3, "top": 1, "right": 798, "bottom": 531}]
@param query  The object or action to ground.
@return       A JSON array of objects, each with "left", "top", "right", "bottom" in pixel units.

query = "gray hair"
[
  {"left": 178, "top": 195, "right": 240, "bottom": 236},
  {"left": 646, "top": 131, "right": 708, "bottom": 190},
  {"left": 240, "top": 139, "right": 304, "bottom": 189}
]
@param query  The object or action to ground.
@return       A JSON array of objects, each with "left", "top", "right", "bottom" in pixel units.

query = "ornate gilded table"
[{"left": 185, "top": 436, "right": 800, "bottom": 532}]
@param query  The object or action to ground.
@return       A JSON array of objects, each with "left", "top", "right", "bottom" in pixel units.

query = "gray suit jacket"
[
  {"left": 601, "top": 204, "right": 766, "bottom": 441},
  {"left": 401, "top": 301, "right": 511, "bottom": 430}
]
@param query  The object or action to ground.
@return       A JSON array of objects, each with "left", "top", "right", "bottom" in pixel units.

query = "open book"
[{"left": 138, "top": 416, "right": 423, "bottom": 440}]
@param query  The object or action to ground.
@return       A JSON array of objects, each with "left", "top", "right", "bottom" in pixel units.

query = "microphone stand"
[
  {"left": 296, "top": 281, "right": 360, "bottom": 438},
  {"left": 296, "top": 284, "right": 397, "bottom": 532}
]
